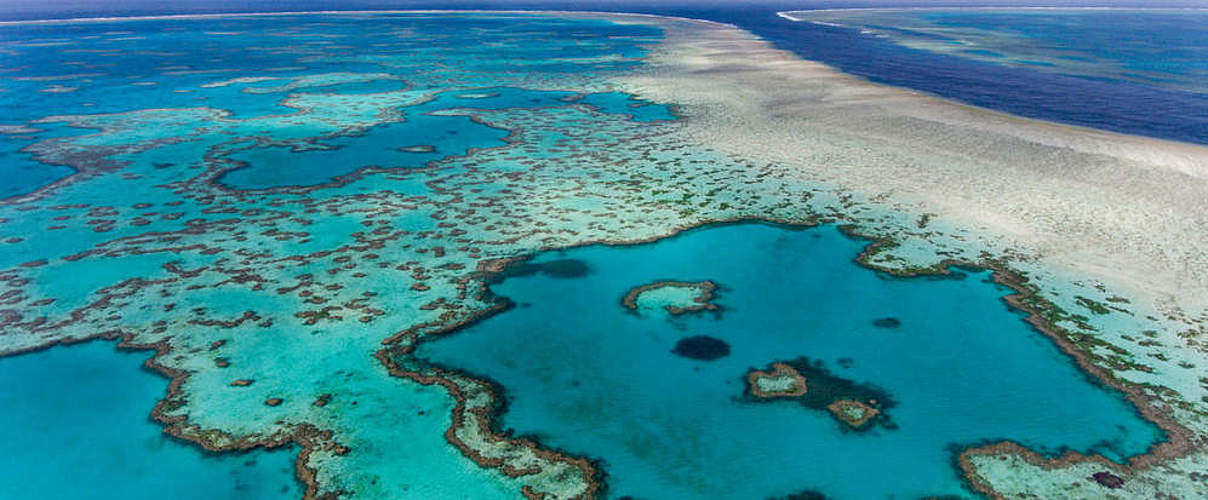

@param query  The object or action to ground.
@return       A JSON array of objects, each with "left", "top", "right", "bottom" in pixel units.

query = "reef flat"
[{"left": 0, "top": 9, "right": 1205, "bottom": 500}]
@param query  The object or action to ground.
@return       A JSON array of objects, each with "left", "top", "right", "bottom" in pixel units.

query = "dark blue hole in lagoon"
[
  {"left": 671, "top": 335, "right": 731, "bottom": 361},
  {"left": 417, "top": 222, "right": 1165, "bottom": 499},
  {"left": 0, "top": 341, "right": 299, "bottom": 499}
]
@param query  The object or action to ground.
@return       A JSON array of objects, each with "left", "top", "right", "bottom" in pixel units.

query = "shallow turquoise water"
[
  {"left": 420, "top": 223, "right": 1165, "bottom": 499},
  {"left": 0, "top": 341, "right": 300, "bottom": 499}
]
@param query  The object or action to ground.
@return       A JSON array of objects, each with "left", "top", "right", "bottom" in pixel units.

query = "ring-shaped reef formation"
[
  {"left": 746, "top": 362, "right": 809, "bottom": 398},
  {"left": 621, "top": 279, "right": 719, "bottom": 316}
]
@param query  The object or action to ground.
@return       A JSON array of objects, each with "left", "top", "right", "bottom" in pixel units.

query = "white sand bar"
[{"left": 605, "top": 14, "right": 1208, "bottom": 313}]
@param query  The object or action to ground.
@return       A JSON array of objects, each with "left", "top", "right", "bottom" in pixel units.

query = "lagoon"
[
  {"left": 419, "top": 223, "right": 1164, "bottom": 499},
  {"left": 0, "top": 341, "right": 300, "bottom": 499}
]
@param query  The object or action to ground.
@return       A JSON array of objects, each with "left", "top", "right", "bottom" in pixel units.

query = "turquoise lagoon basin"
[
  {"left": 419, "top": 222, "right": 1164, "bottom": 499},
  {"left": 0, "top": 340, "right": 299, "bottom": 499}
]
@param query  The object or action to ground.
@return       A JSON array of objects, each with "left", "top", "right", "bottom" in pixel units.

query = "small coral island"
[
  {"left": 621, "top": 280, "right": 719, "bottom": 316},
  {"left": 746, "top": 362, "right": 808, "bottom": 398},
  {"left": 744, "top": 358, "right": 893, "bottom": 431},
  {"left": 826, "top": 400, "right": 880, "bottom": 428}
]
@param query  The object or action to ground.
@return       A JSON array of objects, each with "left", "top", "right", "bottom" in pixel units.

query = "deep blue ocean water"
[
  {"left": 829, "top": 9, "right": 1208, "bottom": 94},
  {"left": 745, "top": 7, "right": 1208, "bottom": 144},
  {"left": 420, "top": 223, "right": 1163, "bottom": 499}
]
